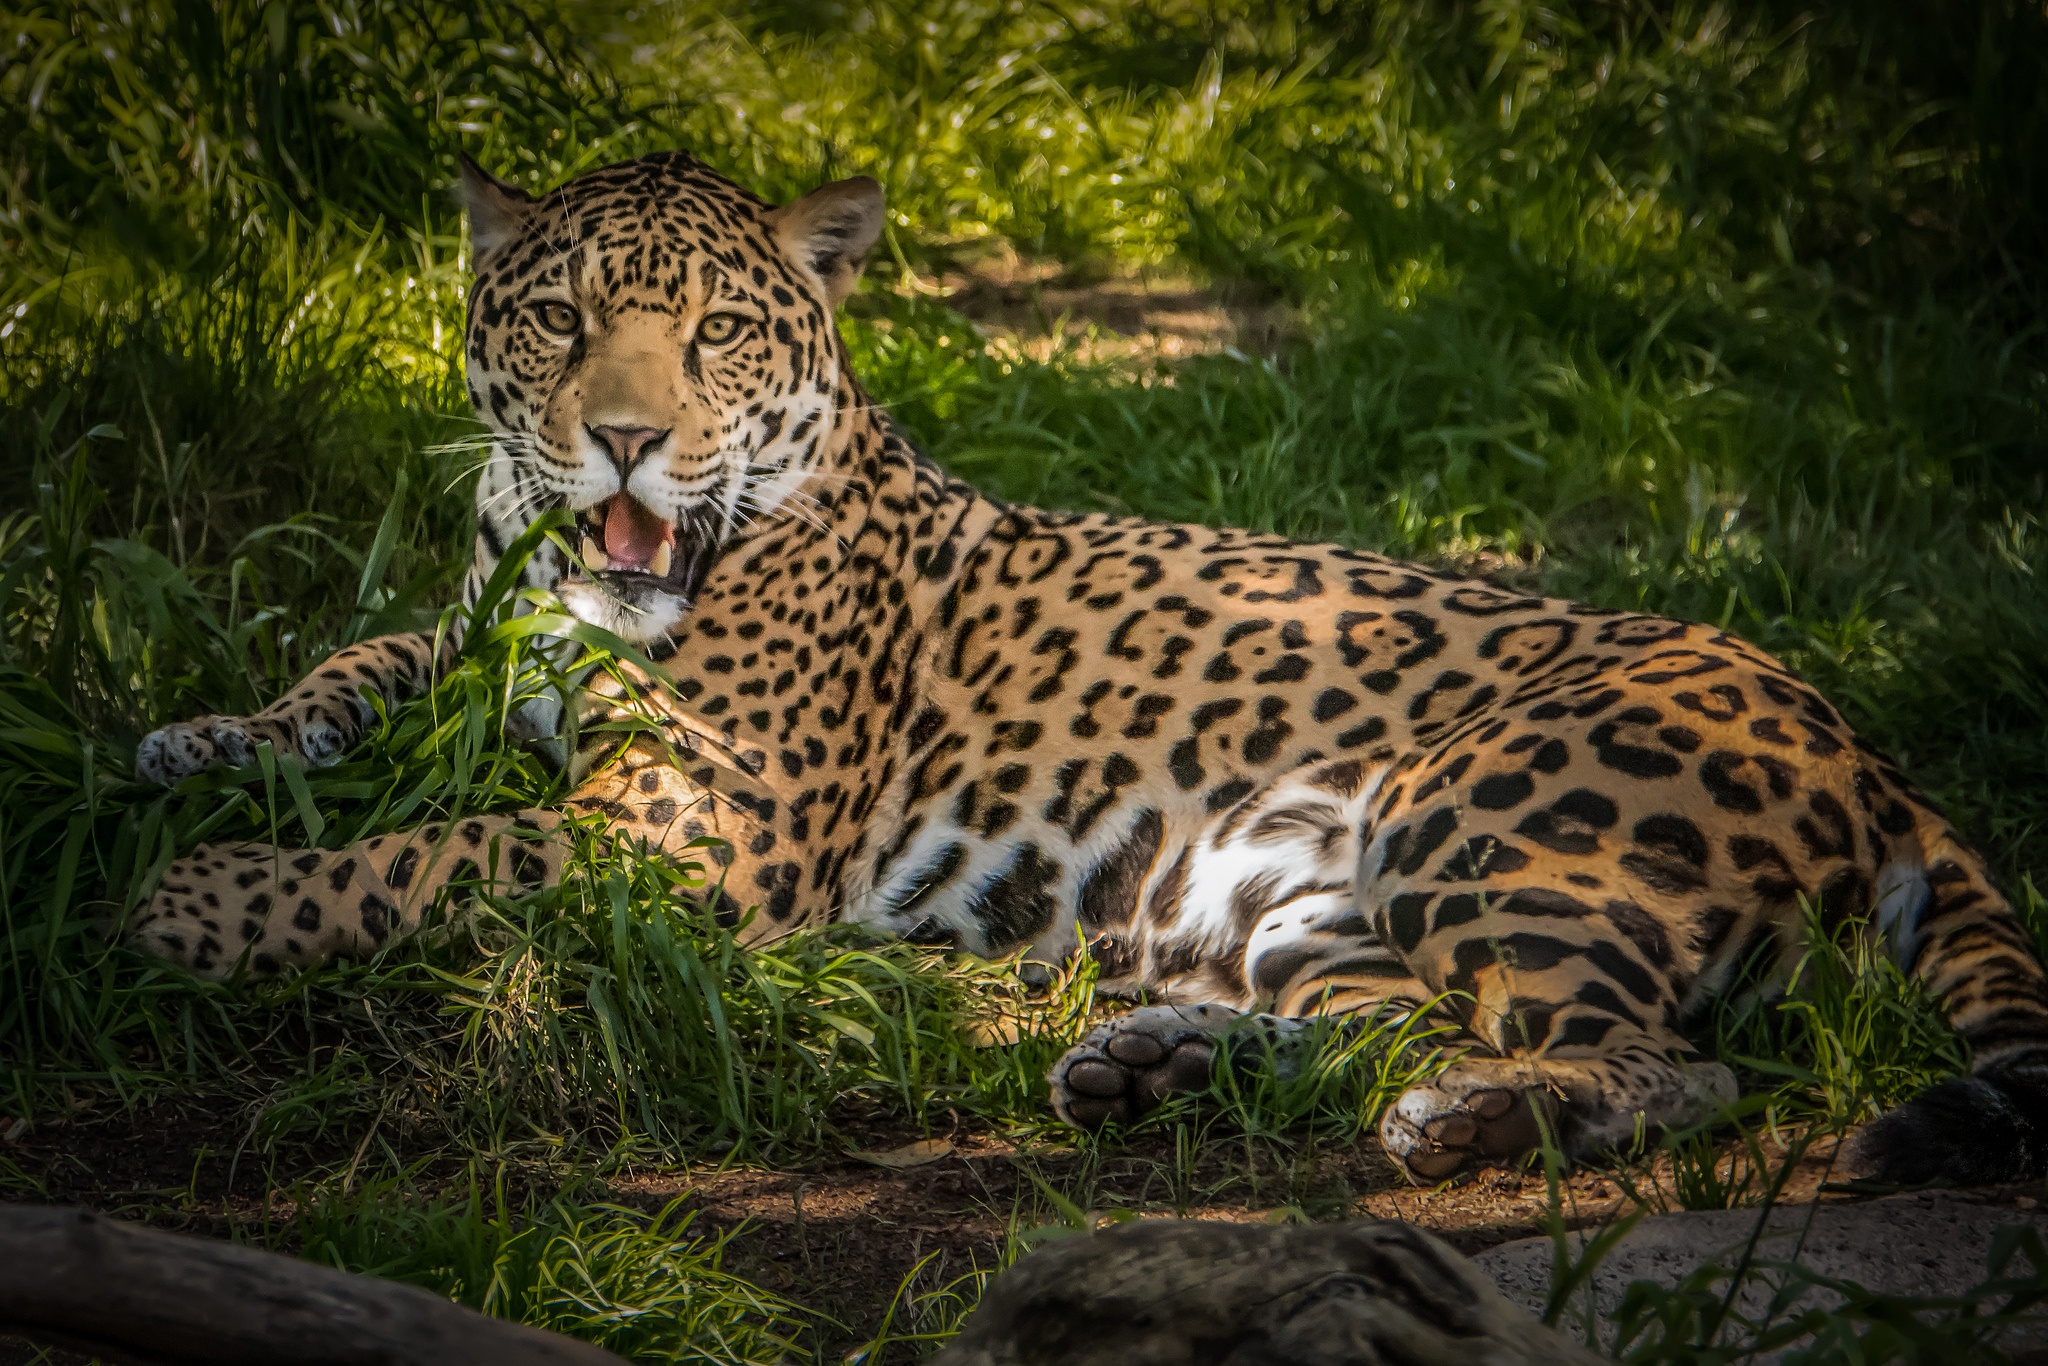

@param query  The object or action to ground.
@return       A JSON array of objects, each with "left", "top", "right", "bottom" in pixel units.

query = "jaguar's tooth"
[
  {"left": 650, "top": 540, "right": 673, "bottom": 579},
  {"left": 580, "top": 534, "right": 605, "bottom": 569}
]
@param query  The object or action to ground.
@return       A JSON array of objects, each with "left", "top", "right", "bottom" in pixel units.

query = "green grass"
[
  {"left": 6, "top": 0, "right": 2048, "bottom": 1360},
  {"left": 286, "top": 1178, "right": 809, "bottom": 1363}
]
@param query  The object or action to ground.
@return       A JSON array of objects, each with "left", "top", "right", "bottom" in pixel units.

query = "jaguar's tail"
[{"left": 1844, "top": 815, "right": 2048, "bottom": 1185}]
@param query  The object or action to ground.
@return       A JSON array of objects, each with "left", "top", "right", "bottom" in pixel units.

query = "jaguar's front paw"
[
  {"left": 136, "top": 709, "right": 351, "bottom": 784},
  {"left": 1048, "top": 1003, "right": 1238, "bottom": 1129},
  {"left": 136, "top": 717, "right": 230, "bottom": 784}
]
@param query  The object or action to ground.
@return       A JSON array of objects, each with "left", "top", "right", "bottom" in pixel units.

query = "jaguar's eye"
[
  {"left": 532, "top": 301, "right": 581, "bottom": 337},
  {"left": 696, "top": 312, "right": 750, "bottom": 347}
]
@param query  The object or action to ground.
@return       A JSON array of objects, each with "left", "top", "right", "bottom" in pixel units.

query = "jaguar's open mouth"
[{"left": 569, "top": 492, "right": 715, "bottom": 601}]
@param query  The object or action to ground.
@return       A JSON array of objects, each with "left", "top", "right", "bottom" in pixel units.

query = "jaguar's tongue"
[{"left": 602, "top": 493, "right": 674, "bottom": 573}]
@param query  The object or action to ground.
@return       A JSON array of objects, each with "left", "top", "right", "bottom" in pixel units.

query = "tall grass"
[
  {"left": 286, "top": 1178, "right": 809, "bottom": 1363},
  {"left": 2, "top": 516, "right": 1108, "bottom": 1156}
]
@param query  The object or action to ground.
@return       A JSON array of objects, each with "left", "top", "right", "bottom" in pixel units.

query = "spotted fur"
[{"left": 134, "top": 151, "right": 2048, "bottom": 1184}]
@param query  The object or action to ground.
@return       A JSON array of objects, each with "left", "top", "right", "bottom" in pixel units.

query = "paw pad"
[
  {"left": 1383, "top": 1079, "right": 1549, "bottom": 1183},
  {"left": 1050, "top": 1008, "right": 1226, "bottom": 1130}
]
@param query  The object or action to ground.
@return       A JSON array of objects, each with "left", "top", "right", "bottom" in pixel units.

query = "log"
[
  {"left": 931, "top": 1217, "right": 1606, "bottom": 1366},
  {"left": 0, "top": 1205, "right": 626, "bottom": 1366}
]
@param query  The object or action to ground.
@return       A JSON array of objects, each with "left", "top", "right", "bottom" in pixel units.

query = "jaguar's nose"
[{"left": 588, "top": 423, "right": 670, "bottom": 470}]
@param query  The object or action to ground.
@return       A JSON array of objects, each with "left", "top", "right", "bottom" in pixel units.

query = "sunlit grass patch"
[
  {"left": 286, "top": 1178, "right": 809, "bottom": 1363},
  {"left": 0, "top": 508, "right": 1102, "bottom": 1166},
  {"left": 1199, "top": 1004, "right": 1458, "bottom": 1144},
  {"left": 1708, "top": 905, "right": 1972, "bottom": 1136}
]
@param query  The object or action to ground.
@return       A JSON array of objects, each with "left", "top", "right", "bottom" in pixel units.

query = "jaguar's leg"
[
  {"left": 1377, "top": 1041, "right": 1736, "bottom": 1182},
  {"left": 130, "top": 811, "right": 566, "bottom": 979},
  {"left": 555, "top": 728, "right": 805, "bottom": 941},
  {"left": 1360, "top": 893, "right": 1737, "bottom": 1181},
  {"left": 134, "top": 729, "right": 788, "bottom": 980},
  {"left": 1049, "top": 934, "right": 1435, "bottom": 1131},
  {"left": 136, "top": 631, "right": 449, "bottom": 784},
  {"left": 1048, "top": 996, "right": 1437, "bottom": 1131},
  {"left": 1350, "top": 723, "right": 1749, "bottom": 1183}
]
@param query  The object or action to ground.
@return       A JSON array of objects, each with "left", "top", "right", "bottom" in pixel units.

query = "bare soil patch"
[{"left": 8, "top": 1101, "right": 2043, "bottom": 1360}]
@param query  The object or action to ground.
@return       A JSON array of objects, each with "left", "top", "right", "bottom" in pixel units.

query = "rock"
[
  {"left": 1473, "top": 1191, "right": 2048, "bottom": 1356},
  {"left": 930, "top": 1217, "right": 1605, "bottom": 1366}
]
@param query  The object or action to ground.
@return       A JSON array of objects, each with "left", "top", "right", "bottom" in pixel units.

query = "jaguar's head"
[{"left": 460, "top": 151, "right": 884, "bottom": 641}]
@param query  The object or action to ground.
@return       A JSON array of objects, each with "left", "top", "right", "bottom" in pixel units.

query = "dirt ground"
[{"left": 9, "top": 1092, "right": 2038, "bottom": 1364}]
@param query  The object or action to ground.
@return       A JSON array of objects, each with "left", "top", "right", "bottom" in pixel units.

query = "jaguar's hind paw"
[{"left": 1379, "top": 1063, "right": 1554, "bottom": 1183}]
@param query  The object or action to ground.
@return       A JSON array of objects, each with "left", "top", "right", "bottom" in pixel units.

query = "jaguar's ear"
[
  {"left": 457, "top": 153, "right": 535, "bottom": 259},
  {"left": 769, "top": 176, "right": 886, "bottom": 306}
]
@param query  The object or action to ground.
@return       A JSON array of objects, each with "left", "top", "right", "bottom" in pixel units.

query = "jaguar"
[{"left": 131, "top": 150, "right": 2048, "bottom": 1185}]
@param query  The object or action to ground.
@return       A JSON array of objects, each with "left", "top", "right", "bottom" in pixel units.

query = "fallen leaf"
[
  {"left": 964, "top": 1011, "right": 1024, "bottom": 1048},
  {"left": 847, "top": 1138, "right": 954, "bottom": 1169}
]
